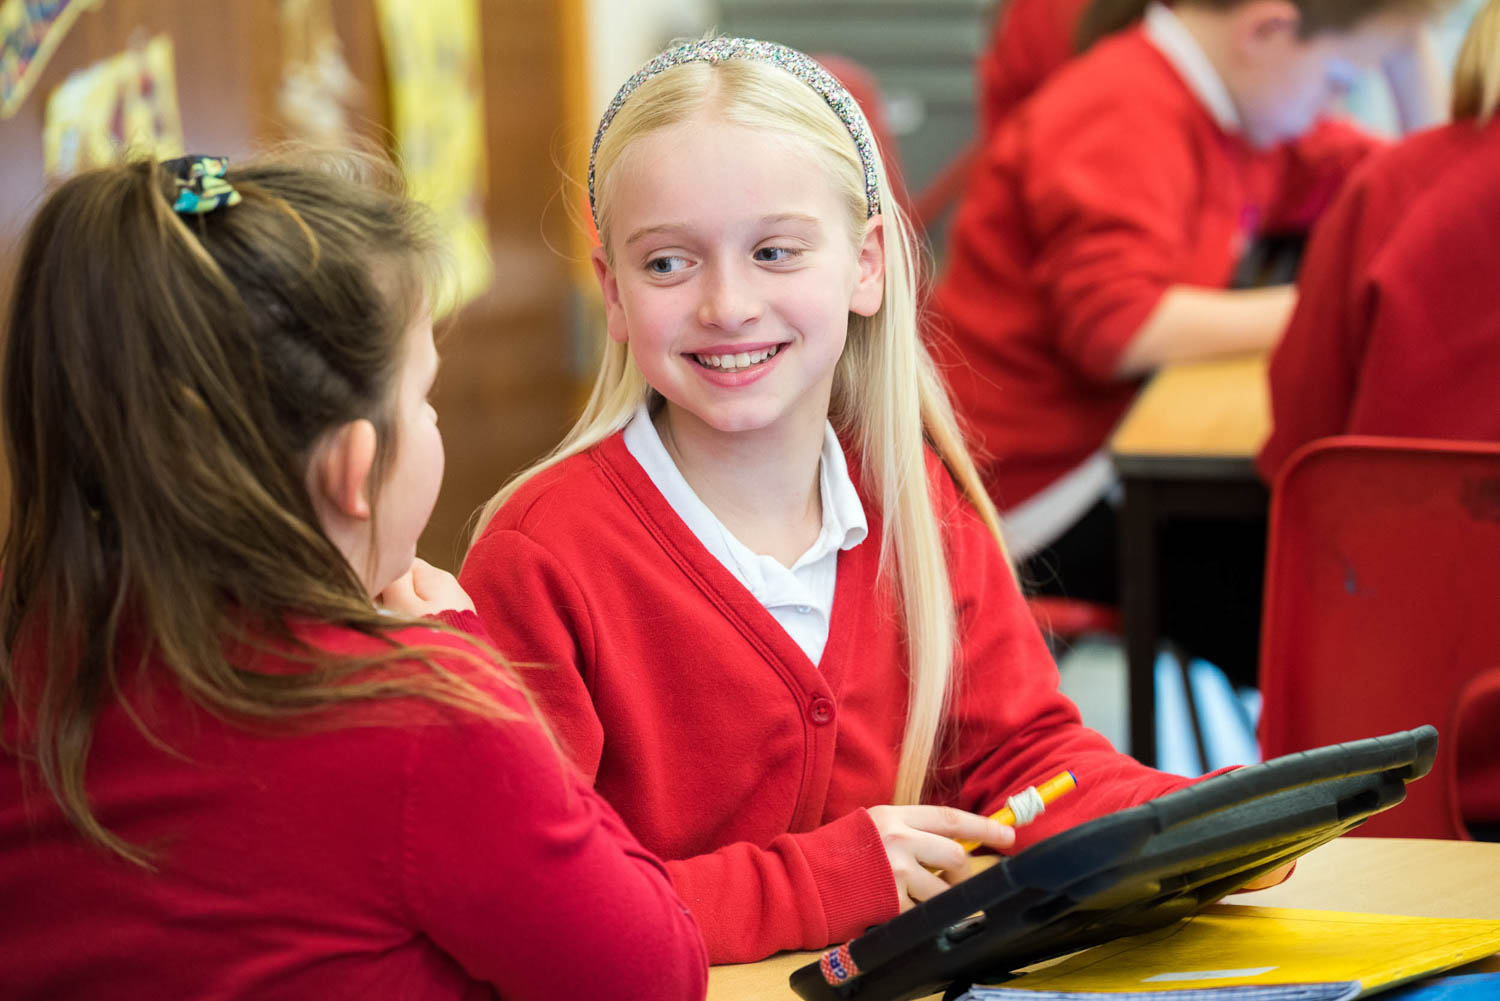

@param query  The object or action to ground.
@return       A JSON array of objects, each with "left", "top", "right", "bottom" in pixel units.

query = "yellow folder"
[{"left": 964, "top": 905, "right": 1500, "bottom": 1000}]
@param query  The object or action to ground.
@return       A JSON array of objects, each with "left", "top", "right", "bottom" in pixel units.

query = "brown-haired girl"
[{"left": 0, "top": 153, "right": 706, "bottom": 1000}]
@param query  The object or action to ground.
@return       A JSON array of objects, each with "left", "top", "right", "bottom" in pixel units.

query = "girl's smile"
[{"left": 687, "top": 341, "right": 787, "bottom": 385}]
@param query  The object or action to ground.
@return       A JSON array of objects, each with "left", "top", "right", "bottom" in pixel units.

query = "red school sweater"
[
  {"left": 461, "top": 433, "right": 1201, "bottom": 964},
  {"left": 0, "top": 611, "right": 707, "bottom": 1001},
  {"left": 931, "top": 27, "right": 1379, "bottom": 511},
  {"left": 1258, "top": 117, "right": 1500, "bottom": 480}
]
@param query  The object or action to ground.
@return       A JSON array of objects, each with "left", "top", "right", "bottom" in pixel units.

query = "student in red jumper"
[
  {"left": 0, "top": 153, "right": 707, "bottom": 1001},
  {"left": 1259, "top": 0, "right": 1500, "bottom": 479},
  {"left": 459, "top": 38, "right": 1282, "bottom": 966},
  {"left": 931, "top": 0, "right": 1451, "bottom": 683}
]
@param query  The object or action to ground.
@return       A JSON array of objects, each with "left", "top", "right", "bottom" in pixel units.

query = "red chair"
[
  {"left": 1258, "top": 436, "right": 1500, "bottom": 839},
  {"left": 1026, "top": 595, "right": 1122, "bottom": 640}
]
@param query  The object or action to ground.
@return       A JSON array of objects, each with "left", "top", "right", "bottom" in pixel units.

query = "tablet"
[{"left": 790, "top": 725, "right": 1439, "bottom": 1001}]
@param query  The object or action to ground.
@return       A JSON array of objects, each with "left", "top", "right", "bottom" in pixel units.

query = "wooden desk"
[
  {"left": 1109, "top": 354, "right": 1271, "bottom": 765},
  {"left": 705, "top": 837, "right": 1500, "bottom": 1001}
]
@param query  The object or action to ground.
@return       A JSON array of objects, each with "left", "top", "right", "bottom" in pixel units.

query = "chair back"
[{"left": 1259, "top": 436, "right": 1500, "bottom": 839}]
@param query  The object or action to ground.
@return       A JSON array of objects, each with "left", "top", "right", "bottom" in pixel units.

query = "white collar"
[
  {"left": 1144, "top": 2, "right": 1241, "bottom": 133},
  {"left": 622, "top": 402, "right": 868, "bottom": 573}
]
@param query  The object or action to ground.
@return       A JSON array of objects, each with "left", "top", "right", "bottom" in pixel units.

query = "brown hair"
[
  {"left": 1453, "top": 0, "right": 1500, "bottom": 121},
  {"left": 1076, "top": 0, "right": 1453, "bottom": 53},
  {"left": 1, "top": 151, "right": 504, "bottom": 865}
]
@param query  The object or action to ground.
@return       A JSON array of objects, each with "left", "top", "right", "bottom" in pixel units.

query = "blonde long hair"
[
  {"left": 1453, "top": 0, "right": 1500, "bottom": 122},
  {"left": 470, "top": 53, "right": 1006, "bottom": 805}
]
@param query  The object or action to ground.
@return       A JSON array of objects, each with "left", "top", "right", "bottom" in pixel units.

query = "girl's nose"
[{"left": 697, "top": 266, "right": 762, "bottom": 331}]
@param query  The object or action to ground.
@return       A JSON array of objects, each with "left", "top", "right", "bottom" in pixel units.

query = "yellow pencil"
[{"left": 959, "top": 769, "right": 1078, "bottom": 852}]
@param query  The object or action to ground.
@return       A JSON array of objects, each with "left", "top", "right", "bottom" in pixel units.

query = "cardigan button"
[{"left": 809, "top": 697, "right": 835, "bottom": 725}]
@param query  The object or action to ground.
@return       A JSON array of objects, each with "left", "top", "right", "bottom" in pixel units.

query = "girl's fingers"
[
  {"left": 904, "top": 805, "right": 1014, "bottom": 851},
  {"left": 407, "top": 558, "right": 443, "bottom": 598},
  {"left": 377, "top": 570, "right": 418, "bottom": 607},
  {"left": 400, "top": 558, "right": 476, "bottom": 613},
  {"left": 901, "top": 864, "right": 954, "bottom": 906},
  {"left": 902, "top": 827, "right": 975, "bottom": 878}
]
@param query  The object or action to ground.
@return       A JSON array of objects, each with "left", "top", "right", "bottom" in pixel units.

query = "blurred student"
[
  {"left": 1259, "top": 0, "right": 1500, "bottom": 479},
  {"left": 0, "top": 153, "right": 707, "bottom": 1000},
  {"left": 981, "top": 0, "right": 1447, "bottom": 138},
  {"left": 930, "top": 0, "right": 1451, "bottom": 682}
]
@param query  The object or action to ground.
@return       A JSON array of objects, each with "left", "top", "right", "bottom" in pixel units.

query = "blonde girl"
[
  {"left": 0, "top": 152, "right": 705, "bottom": 999},
  {"left": 462, "top": 39, "right": 1204, "bottom": 964}
]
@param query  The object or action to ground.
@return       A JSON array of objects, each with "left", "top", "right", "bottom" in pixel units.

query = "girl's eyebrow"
[
  {"left": 761, "top": 212, "right": 820, "bottom": 227},
  {"left": 624, "top": 222, "right": 689, "bottom": 248},
  {"left": 623, "top": 212, "right": 823, "bottom": 249}
]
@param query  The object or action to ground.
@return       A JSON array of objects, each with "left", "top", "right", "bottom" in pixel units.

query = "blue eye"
[
  {"left": 647, "top": 255, "right": 688, "bottom": 275},
  {"left": 754, "top": 246, "right": 799, "bottom": 263}
]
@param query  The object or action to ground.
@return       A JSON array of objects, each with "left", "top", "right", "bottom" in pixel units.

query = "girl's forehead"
[{"left": 604, "top": 117, "right": 849, "bottom": 230}]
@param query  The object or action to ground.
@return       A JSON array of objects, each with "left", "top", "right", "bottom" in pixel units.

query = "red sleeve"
[
  {"left": 1257, "top": 162, "right": 1379, "bottom": 481},
  {"left": 398, "top": 679, "right": 707, "bottom": 1000},
  {"left": 461, "top": 526, "right": 899, "bottom": 965},
  {"left": 1264, "top": 119, "right": 1383, "bottom": 234},
  {"left": 662, "top": 810, "right": 897, "bottom": 964},
  {"left": 931, "top": 461, "right": 1199, "bottom": 851},
  {"left": 460, "top": 528, "right": 606, "bottom": 776},
  {"left": 1019, "top": 101, "right": 1197, "bottom": 383}
]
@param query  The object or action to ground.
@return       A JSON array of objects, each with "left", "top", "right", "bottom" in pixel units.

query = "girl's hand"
[
  {"left": 867, "top": 805, "right": 1016, "bottom": 911},
  {"left": 377, "top": 558, "right": 476, "bottom": 617}
]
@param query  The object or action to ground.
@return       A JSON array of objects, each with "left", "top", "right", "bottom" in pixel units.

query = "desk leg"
[{"left": 1121, "top": 478, "right": 1158, "bottom": 766}]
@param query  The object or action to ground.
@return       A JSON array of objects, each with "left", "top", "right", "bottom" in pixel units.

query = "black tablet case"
[{"left": 790, "top": 725, "right": 1439, "bottom": 1001}]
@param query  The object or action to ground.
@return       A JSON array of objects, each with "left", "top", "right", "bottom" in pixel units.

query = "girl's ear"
[
  {"left": 849, "top": 214, "right": 886, "bottom": 318},
  {"left": 308, "top": 418, "right": 377, "bottom": 523},
  {"left": 592, "top": 245, "right": 631, "bottom": 345}
]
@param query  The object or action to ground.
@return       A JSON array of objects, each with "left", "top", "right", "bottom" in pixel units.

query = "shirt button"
[
  {"left": 795, "top": 605, "right": 813, "bottom": 615},
  {"left": 809, "top": 697, "right": 835, "bottom": 725}
]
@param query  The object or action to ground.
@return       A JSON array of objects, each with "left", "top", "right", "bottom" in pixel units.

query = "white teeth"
[{"left": 694, "top": 345, "right": 781, "bottom": 371}]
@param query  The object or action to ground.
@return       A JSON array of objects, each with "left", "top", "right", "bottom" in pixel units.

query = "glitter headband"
[{"left": 587, "top": 37, "right": 882, "bottom": 230}]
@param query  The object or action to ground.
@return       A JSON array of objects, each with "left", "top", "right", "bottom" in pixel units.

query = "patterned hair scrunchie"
[{"left": 163, "top": 155, "right": 241, "bottom": 215}]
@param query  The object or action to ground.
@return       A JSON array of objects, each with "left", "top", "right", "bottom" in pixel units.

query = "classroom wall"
[
  {"left": 584, "top": 0, "right": 714, "bottom": 117},
  {"left": 0, "top": 0, "right": 590, "bottom": 571}
]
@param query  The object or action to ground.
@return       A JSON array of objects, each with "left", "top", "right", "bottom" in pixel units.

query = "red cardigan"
[
  {"left": 461, "top": 433, "right": 1200, "bottom": 963},
  {"left": 977, "top": 0, "right": 1092, "bottom": 136},
  {"left": 932, "top": 27, "right": 1378, "bottom": 510},
  {"left": 0, "top": 611, "right": 707, "bottom": 1001},
  {"left": 1258, "top": 118, "right": 1500, "bottom": 479}
]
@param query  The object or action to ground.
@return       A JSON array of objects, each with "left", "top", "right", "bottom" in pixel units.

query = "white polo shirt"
[{"left": 623, "top": 402, "right": 869, "bottom": 665}]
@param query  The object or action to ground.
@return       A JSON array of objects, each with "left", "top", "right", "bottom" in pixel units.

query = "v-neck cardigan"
[{"left": 461, "top": 432, "right": 1198, "bottom": 963}]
